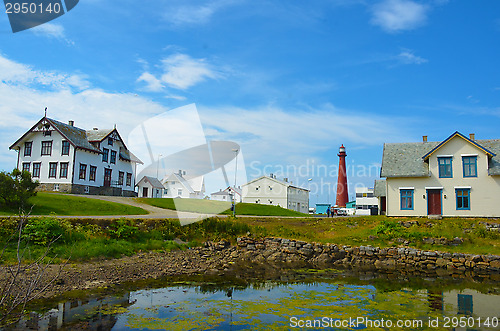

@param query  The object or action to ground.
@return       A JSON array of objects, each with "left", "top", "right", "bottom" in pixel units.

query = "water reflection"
[{"left": 11, "top": 274, "right": 500, "bottom": 330}]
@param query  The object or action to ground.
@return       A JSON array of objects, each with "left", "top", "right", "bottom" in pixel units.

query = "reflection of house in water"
[
  {"left": 428, "top": 288, "right": 500, "bottom": 318},
  {"left": 17, "top": 293, "right": 131, "bottom": 330}
]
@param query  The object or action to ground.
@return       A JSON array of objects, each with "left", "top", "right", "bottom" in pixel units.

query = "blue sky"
[{"left": 1, "top": 0, "right": 499, "bottom": 204}]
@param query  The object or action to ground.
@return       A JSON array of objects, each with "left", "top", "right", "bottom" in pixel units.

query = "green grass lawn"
[
  {"left": 136, "top": 198, "right": 310, "bottom": 217},
  {"left": 0, "top": 192, "right": 148, "bottom": 216}
]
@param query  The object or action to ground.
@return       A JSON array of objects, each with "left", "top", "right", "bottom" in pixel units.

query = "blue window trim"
[
  {"left": 462, "top": 156, "right": 477, "bottom": 177},
  {"left": 456, "top": 188, "right": 470, "bottom": 210},
  {"left": 438, "top": 157, "right": 453, "bottom": 178},
  {"left": 400, "top": 189, "right": 414, "bottom": 210}
]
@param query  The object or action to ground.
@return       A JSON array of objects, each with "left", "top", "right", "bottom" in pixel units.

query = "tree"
[
  {"left": 0, "top": 169, "right": 39, "bottom": 209},
  {"left": 0, "top": 210, "right": 66, "bottom": 327}
]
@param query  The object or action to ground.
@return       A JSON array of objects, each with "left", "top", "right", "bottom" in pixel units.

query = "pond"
[{"left": 13, "top": 270, "right": 500, "bottom": 330}]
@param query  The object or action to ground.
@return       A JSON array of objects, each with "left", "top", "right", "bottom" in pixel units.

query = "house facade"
[
  {"left": 242, "top": 175, "right": 309, "bottom": 213},
  {"left": 210, "top": 186, "right": 242, "bottom": 202},
  {"left": 9, "top": 116, "right": 142, "bottom": 196},
  {"left": 161, "top": 171, "right": 205, "bottom": 199},
  {"left": 136, "top": 176, "right": 164, "bottom": 198},
  {"left": 355, "top": 187, "right": 378, "bottom": 215},
  {"left": 380, "top": 132, "right": 500, "bottom": 217}
]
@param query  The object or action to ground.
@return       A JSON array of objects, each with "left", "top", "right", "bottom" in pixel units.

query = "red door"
[
  {"left": 427, "top": 190, "right": 442, "bottom": 215},
  {"left": 104, "top": 169, "right": 112, "bottom": 187}
]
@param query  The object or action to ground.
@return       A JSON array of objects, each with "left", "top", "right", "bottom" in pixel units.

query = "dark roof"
[
  {"left": 381, "top": 141, "right": 439, "bottom": 178},
  {"left": 137, "top": 176, "right": 164, "bottom": 189},
  {"left": 86, "top": 129, "right": 114, "bottom": 142},
  {"left": 9, "top": 117, "right": 101, "bottom": 153},
  {"left": 10, "top": 117, "right": 142, "bottom": 164},
  {"left": 381, "top": 133, "right": 500, "bottom": 178}
]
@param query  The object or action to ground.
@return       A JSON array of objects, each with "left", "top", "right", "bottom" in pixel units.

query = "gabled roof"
[
  {"left": 381, "top": 132, "right": 500, "bottom": 178},
  {"left": 137, "top": 176, "right": 164, "bottom": 189},
  {"left": 187, "top": 176, "right": 204, "bottom": 192},
  {"left": 163, "top": 173, "right": 195, "bottom": 194},
  {"left": 10, "top": 117, "right": 101, "bottom": 153},
  {"left": 422, "top": 131, "right": 495, "bottom": 160},
  {"left": 380, "top": 141, "right": 439, "bottom": 178},
  {"left": 86, "top": 128, "right": 129, "bottom": 151}
]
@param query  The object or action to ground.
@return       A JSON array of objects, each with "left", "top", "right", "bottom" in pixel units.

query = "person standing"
[{"left": 327, "top": 206, "right": 331, "bottom": 217}]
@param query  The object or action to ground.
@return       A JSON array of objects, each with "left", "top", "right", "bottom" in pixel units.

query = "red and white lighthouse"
[{"left": 335, "top": 144, "right": 348, "bottom": 207}]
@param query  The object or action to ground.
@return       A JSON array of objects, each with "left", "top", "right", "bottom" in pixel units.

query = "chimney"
[
  {"left": 178, "top": 169, "right": 182, "bottom": 177},
  {"left": 469, "top": 133, "right": 475, "bottom": 141},
  {"left": 422, "top": 135, "right": 428, "bottom": 142},
  {"left": 68, "top": 120, "right": 74, "bottom": 127}
]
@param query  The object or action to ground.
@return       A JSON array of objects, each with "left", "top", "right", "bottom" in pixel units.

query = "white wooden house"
[
  {"left": 242, "top": 175, "right": 309, "bottom": 213},
  {"left": 380, "top": 131, "right": 500, "bottom": 217},
  {"left": 161, "top": 171, "right": 205, "bottom": 199},
  {"left": 9, "top": 116, "right": 142, "bottom": 196},
  {"left": 136, "top": 176, "right": 165, "bottom": 198},
  {"left": 210, "top": 186, "right": 242, "bottom": 202}
]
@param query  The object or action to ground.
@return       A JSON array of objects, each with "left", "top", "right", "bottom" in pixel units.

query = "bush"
[
  {"left": 108, "top": 219, "right": 138, "bottom": 240},
  {"left": 22, "top": 217, "right": 65, "bottom": 246},
  {"left": 0, "top": 169, "right": 39, "bottom": 209}
]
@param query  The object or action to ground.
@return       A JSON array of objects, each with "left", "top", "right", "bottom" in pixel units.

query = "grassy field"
[
  {"left": 0, "top": 193, "right": 148, "bottom": 216},
  {"left": 1, "top": 216, "right": 498, "bottom": 264},
  {"left": 136, "top": 198, "right": 310, "bottom": 217}
]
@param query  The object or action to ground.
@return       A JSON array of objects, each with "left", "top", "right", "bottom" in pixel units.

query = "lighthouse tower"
[{"left": 335, "top": 144, "right": 349, "bottom": 207}]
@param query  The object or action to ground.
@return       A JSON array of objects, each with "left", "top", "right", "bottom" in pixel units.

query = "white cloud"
[
  {"left": 198, "top": 104, "right": 411, "bottom": 165},
  {"left": 371, "top": 0, "right": 429, "bottom": 33},
  {"left": 160, "top": 54, "right": 220, "bottom": 89},
  {"left": 0, "top": 53, "right": 89, "bottom": 89},
  {"left": 398, "top": 50, "right": 428, "bottom": 64},
  {"left": 137, "top": 53, "right": 221, "bottom": 91},
  {"left": 164, "top": 0, "right": 241, "bottom": 27},
  {"left": 137, "top": 72, "right": 164, "bottom": 92},
  {"left": 30, "top": 23, "right": 74, "bottom": 44},
  {"left": 0, "top": 54, "right": 169, "bottom": 171}
]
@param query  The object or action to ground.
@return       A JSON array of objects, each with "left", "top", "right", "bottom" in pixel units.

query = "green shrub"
[
  {"left": 108, "top": 219, "right": 138, "bottom": 240},
  {"left": 22, "top": 217, "right": 65, "bottom": 246}
]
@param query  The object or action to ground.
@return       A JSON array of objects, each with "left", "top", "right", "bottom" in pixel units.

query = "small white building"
[
  {"left": 136, "top": 176, "right": 164, "bottom": 198},
  {"left": 210, "top": 186, "right": 242, "bottom": 203},
  {"left": 9, "top": 116, "right": 142, "bottom": 196},
  {"left": 242, "top": 175, "right": 309, "bottom": 213},
  {"left": 355, "top": 187, "right": 379, "bottom": 215},
  {"left": 161, "top": 170, "right": 205, "bottom": 199}
]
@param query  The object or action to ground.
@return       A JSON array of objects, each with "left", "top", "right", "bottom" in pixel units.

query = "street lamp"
[
  {"left": 232, "top": 149, "right": 239, "bottom": 217},
  {"left": 156, "top": 154, "right": 163, "bottom": 179}
]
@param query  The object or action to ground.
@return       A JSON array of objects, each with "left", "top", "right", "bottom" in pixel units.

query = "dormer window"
[{"left": 438, "top": 157, "right": 452, "bottom": 178}]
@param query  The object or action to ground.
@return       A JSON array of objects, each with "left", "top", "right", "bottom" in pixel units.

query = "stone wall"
[{"left": 234, "top": 237, "right": 500, "bottom": 277}]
